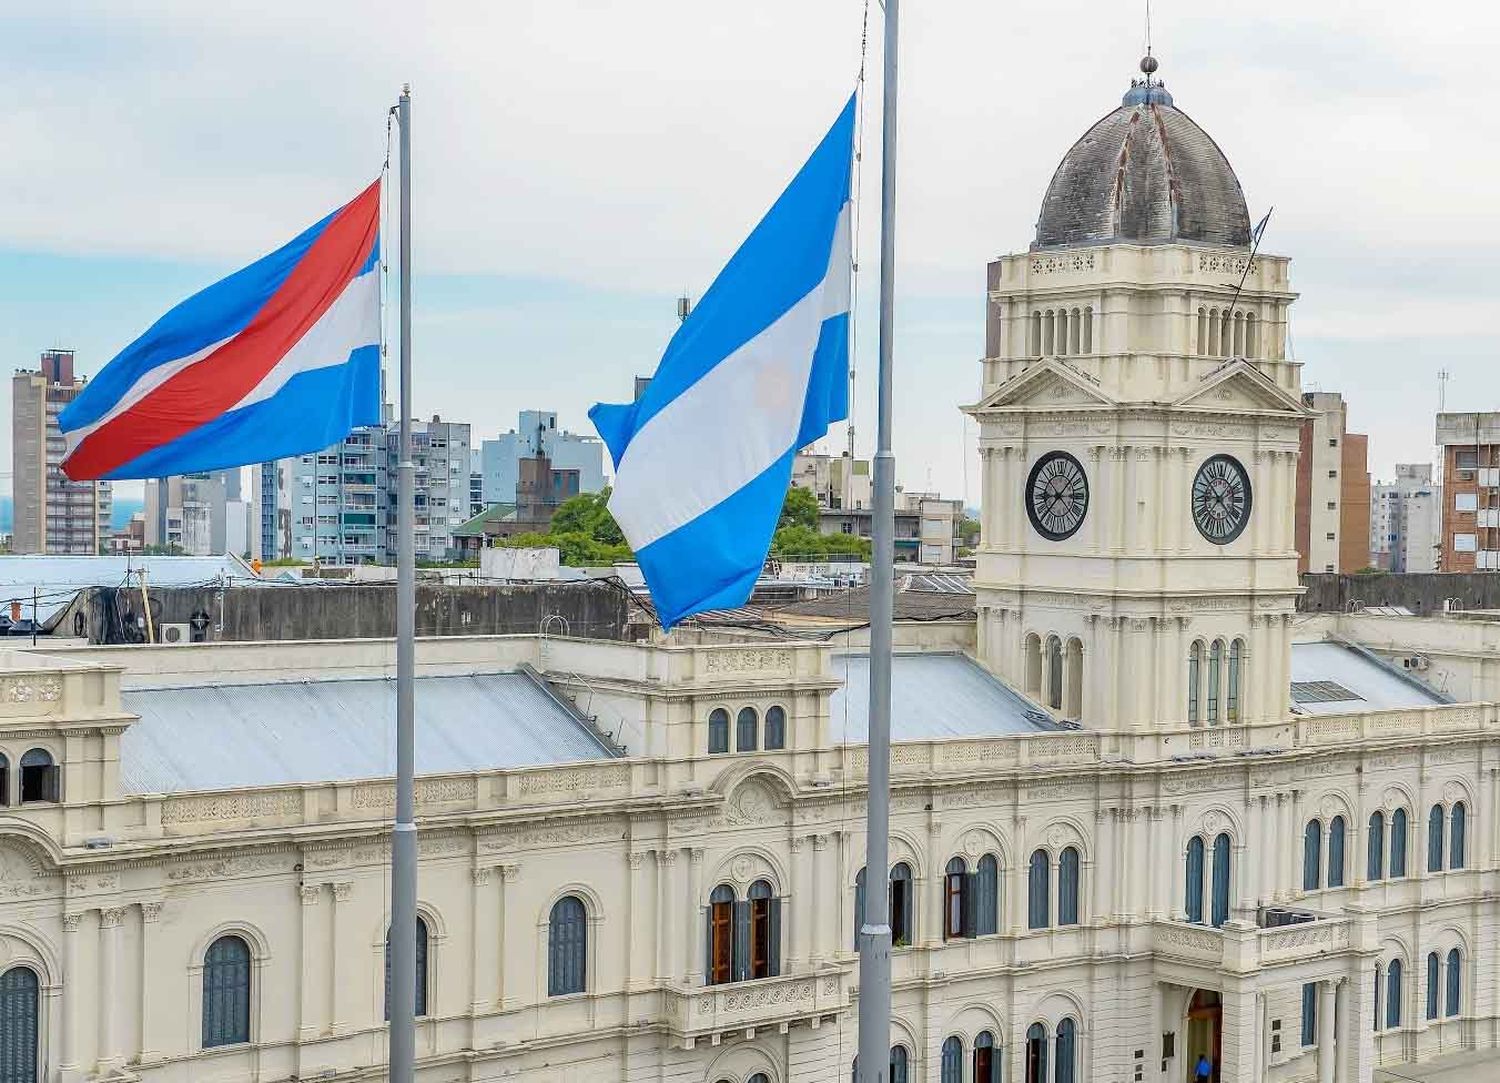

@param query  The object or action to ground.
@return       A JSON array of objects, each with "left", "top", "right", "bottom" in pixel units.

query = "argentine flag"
[{"left": 590, "top": 95, "right": 856, "bottom": 628}]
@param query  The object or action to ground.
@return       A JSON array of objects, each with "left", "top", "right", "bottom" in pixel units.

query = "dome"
[{"left": 1033, "top": 62, "right": 1251, "bottom": 250}]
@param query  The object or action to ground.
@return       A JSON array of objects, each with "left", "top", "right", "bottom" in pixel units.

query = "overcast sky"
[{"left": 2, "top": 0, "right": 1498, "bottom": 506}]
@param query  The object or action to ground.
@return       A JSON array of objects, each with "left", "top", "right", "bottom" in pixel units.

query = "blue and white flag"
[{"left": 590, "top": 95, "right": 855, "bottom": 628}]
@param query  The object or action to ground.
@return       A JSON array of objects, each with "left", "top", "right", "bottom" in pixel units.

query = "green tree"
[
  {"left": 549, "top": 489, "right": 624, "bottom": 546},
  {"left": 770, "top": 524, "right": 870, "bottom": 561},
  {"left": 957, "top": 515, "right": 981, "bottom": 547},
  {"left": 779, "top": 486, "right": 820, "bottom": 531}
]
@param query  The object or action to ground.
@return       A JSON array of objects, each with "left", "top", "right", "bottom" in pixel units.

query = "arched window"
[
  {"left": 202, "top": 935, "right": 252, "bottom": 1048},
  {"left": 944, "top": 857, "right": 969, "bottom": 940},
  {"left": 1428, "top": 804, "right": 1445, "bottom": 872},
  {"left": 548, "top": 896, "right": 588, "bottom": 996},
  {"left": 1025, "top": 634, "right": 1043, "bottom": 698},
  {"left": 707, "top": 708, "right": 729, "bottom": 754},
  {"left": 1188, "top": 641, "right": 1202, "bottom": 725},
  {"left": 941, "top": 1036, "right": 964, "bottom": 1083},
  {"left": 1425, "top": 952, "right": 1439, "bottom": 1020},
  {"left": 1227, "top": 639, "right": 1243, "bottom": 722},
  {"left": 1391, "top": 809, "right": 1409, "bottom": 877},
  {"left": 974, "top": 1031, "right": 998, "bottom": 1083},
  {"left": 1185, "top": 836, "right": 1205, "bottom": 924},
  {"left": 0, "top": 966, "right": 39, "bottom": 1083},
  {"left": 1063, "top": 637, "right": 1084, "bottom": 719},
  {"left": 1027, "top": 849, "right": 1050, "bottom": 929},
  {"left": 890, "top": 1045, "right": 908, "bottom": 1083},
  {"left": 763, "top": 705, "right": 786, "bottom": 751},
  {"left": 1030, "top": 311, "right": 1042, "bottom": 356},
  {"left": 976, "top": 853, "right": 1000, "bottom": 936},
  {"left": 1303, "top": 820, "right": 1322, "bottom": 891},
  {"left": 853, "top": 868, "right": 866, "bottom": 951},
  {"left": 1207, "top": 640, "right": 1223, "bottom": 724},
  {"left": 1386, "top": 958, "right": 1403, "bottom": 1029},
  {"left": 1374, "top": 964, "right": 1381, "bottom": 1033},
  {"left": 1042, "top": 310, "right": 1055, "bottom": 355},
  {"left": 736, "top": 707, "right": 758, "bottom": 752},
  {"left": 1046, "top": 635, "right": 1063, "bottom": 711},
  {"left": 1368, "top": 811, "right": 1385, "bottom": 881},
  {"left": 749, "top": 1076, "right": 770, "bottom": 1083},
  {"left": 1025, "top": 1022, "right": 1048, "bottom": 1083},
  {"left": 18, "top": 749, "right": 57, "bottom": 804},
  {"left": 0, "top": 753, "right": 8, "bottom": 807},
  {"left": 1056, "top": 1017, "right": 1077, "bottom": 1083},
  {"left": 748, "top": 879, "right": 781, "bottom": 979},
  {"left": 1328, "top": 816, "right": 1347, "bottom": 887},
  {"left": 1451, "top": 802, "right": 1467, "bottom": 869},
  {"left": 890, "top": 864, "right": 914, "bottom": 947},
  {"left": 1059, "top": 847, "right": 1080, "bottom": 925},
  {"left": 1446, "top": 948, "right": 1461, "bottom": 1017},
  {"left": 707, "top": 885, "right": 735, "bottom": 984},
  {"left": 383, "top": 915, "right": 429, "bottom": 1018},
  {"left": 1068, "top": 308, "right": 1082, "bottom": 354},
  {"left": 1197, "top": 307, "right": 1208, "bottom": 355},
  {"left": 1246, "top": 312, "right": 1259, "bottom": 357},
  {"left": 1211, "top": 833, "right": 1231, "bottom": 927}
]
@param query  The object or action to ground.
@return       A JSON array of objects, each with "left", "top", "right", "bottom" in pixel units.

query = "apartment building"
[{"left": 10, "top": 350, "right": 111, "bottom": 555}]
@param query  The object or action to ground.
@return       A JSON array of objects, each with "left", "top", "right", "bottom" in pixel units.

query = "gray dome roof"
[{"left": 1034, "top": 76, "right": 1251, "bottom": 250}]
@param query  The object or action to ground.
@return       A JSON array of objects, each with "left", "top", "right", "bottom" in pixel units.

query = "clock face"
[
  {"left": 1192, "top": 454, "right": 1253, "bottom": 544},
  {"left": 1026, "top": 451, "right": 1090, "bottom": 541}
]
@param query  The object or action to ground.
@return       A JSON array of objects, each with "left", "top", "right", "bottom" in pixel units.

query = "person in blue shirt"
[{"left": 1194, "top": 1053, "right": 1213, "bottom": 1082}]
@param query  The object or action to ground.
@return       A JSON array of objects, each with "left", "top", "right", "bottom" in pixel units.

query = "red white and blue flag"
[{"left": 60, "top": 180, "right": 383, "bottom": 480}]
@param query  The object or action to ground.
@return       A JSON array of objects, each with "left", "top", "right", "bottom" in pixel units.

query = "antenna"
[
  {"left": 676, "top": 294, "right": 693, "bottom": 323},
  {"left": 1438, "top": 368, "right": 1451, "bottom": 412}
]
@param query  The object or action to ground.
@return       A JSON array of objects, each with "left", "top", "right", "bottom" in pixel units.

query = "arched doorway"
[{"left": 1185, "top": 989, "right": 1222, "bottom": 1083}]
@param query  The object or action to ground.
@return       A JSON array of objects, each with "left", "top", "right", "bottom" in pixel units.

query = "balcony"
[
  {"left": 662, "top": 964, "right": 852, "bottom": 1042},
  {"left": 1151, "top": 911, "right": 1358, "bottom": 975}
]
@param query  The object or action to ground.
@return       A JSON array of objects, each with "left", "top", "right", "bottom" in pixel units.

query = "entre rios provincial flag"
[
  {"left": 590, "top": 95, "right": 855, "bottom": 628},
  {"left": 60, "top": 180, "right": 382, "bottom": 480}
]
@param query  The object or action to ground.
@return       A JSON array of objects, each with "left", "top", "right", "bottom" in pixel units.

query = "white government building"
[{"left": 0, "top": 57, "right": 1496, "bottom": 1083}]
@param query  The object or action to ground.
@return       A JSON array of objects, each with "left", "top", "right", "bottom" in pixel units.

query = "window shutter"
[
  {"left": 732, "top": 900, "right": 751, "bottom": 982},
  {"left": 962, "top": 873, "right": 978, "bottom": 938},
  {"left": 768, "top": 898, "right": 782, "bottom": 977},
  {"left": 40, "top": 765, "right": 60, "bottom": 803}
]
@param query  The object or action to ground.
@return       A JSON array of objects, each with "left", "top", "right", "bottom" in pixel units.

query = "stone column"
[
  {"left": 653, "top": 849, "right": 673, "bottom": 982},
  {"left": 60, "top": 912, "right": 82, "bottom": 1079},
  {"left": 790, "top": 836, "right": 810, "bottom": 969},
  {"left": 1143, "top": 805, "right": 1160, "bottom": 917},
  {"left": 1091, "top": 809, "right": 1111, "bottom": 924},
  {"left": 98, "top": 906, "right": 125, "bottom": 1067},
  {"left": 330, "top": 882, "right": 353, "bottom": 1031},
  {"left": 1251, "top": 992, "right": 1267, "bottom": 1082},
  {"left": 1318, "top": 979, "right": 1337, "bottom": 1083},
  {"left": 138, "top": 902, "right": 164, "bottom": 1062},
  {"left": 297, "top": 884, "right": 321, "bottom": 1038},
  {"left": 1290, "top": 789, "right": 1305, "bottom": 896},
  {"left": 1110, "top": 448, "right": 1127, "bottom": 553},
  {"left": 626, "top": 850, "right": 649, "bottom": 990},
  {"left": 1008, "top": 817, "right": 1027, "bottom": 933},
  {"left": 469, "top": 867, "right": 496, "bottom": 1014},
  {"left": 1125, "top": 444, "right": 1142, "bottom": 552},
  {"left": 497, "top": 863, "right": 520, "bottom": 1009},
  {"left": 1218, "top": 982, "right": 1259, "bottom": 1081},
  {"left": 687, "top": 847, "right": 706, "bottom": 983},
  {"left": 811, "top": 834, "right": 831, "bottom": 962},
  {"left": 665, "top": 848, "right": 685, "bottom": 981},
  {"left": 1115, "top": 808, "right": 1134, "bottom": 921},
  {"left": 1271, "top": 793, "right": 1287, "bottom": 901}
]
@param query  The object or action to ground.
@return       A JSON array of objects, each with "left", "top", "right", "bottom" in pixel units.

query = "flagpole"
[
  {"left": 856, "top": 0, "right": 897, "bottom": 1079},
  {"left": 388, "top": 82, "right": 418, "bottom": 1083}
]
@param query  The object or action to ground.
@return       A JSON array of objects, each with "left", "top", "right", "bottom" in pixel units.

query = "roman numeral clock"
[
  {"left": 1191, "top": 453, "right": 1253, "bottom": 544},
  {"left": 1025, "top": 450, "right": 1089, "bottom": 541}
]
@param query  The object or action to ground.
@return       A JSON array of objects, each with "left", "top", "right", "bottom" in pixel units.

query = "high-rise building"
[
  {"left": 469, "top": 448, "right": 485, "bottom": 518},
  {"left": 144, "top": 470, "right": 240, "bottom": 555},
  {"left": 11, "top": 349, "right": 111, "bottom": 554},
  {"left": 1371, "top": 464, "right": 1441, "bottom": 573},
  {"left": 480, "top": 411, "right": 604, "bottom": 506},
  {"left": 387, "top": 417, "right": 470, "bottom": 562},
  {"left": 1434, "top": 412, "right": 1500, "bottom": 570},
  {"left": 1295, "top": 391, "right": 1371, "bottom": 574}
]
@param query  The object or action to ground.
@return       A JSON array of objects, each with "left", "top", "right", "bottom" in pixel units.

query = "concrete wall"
[
  {"left": 1299, "top": 572, "right": 1500, "bottom": 617},
  {"left": 63, "top": 579, "right": 638, "bottom": 645}
]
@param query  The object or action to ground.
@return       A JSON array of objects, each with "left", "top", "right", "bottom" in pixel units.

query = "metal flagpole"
[
  {"left": 856, "top": 0, "right": 897, "bottom": 1079},
  {"left": 388, "top": 82, "right": 418, "bottom": 1083}
]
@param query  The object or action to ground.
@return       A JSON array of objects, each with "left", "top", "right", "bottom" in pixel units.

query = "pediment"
[
  {"left": 969, "top": 359, "right": 1116, "bottom": 413},
  {"left": 1172, "top": 361, "right": 1309, "bottom": 416}
]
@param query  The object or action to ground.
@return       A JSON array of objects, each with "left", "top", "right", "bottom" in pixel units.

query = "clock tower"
[{"left": 967, "top": 58, "right": 1309, "bottom": 732}]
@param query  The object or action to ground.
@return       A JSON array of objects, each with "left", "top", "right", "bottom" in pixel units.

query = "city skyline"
[{"left": 2, "top": 2, "right": 1496, "bottom": 508}]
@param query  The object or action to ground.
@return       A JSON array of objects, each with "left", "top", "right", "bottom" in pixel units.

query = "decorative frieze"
[
  {"left": 516, "top": 765, "right": 629, "bottom": 797},
  {"left": 701, "top": 648, "right": 793, "bottom": 675},
  {"left": 160, "top": 790, "right": 304, "bottom": 825}
]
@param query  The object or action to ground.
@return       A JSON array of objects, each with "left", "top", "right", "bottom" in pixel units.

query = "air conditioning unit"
[
  {"left": 158, "top": 623, "right": 192, "bottom": 645},
  {"left": 1403, "top": 655, "right": 1430, "bottom": 672}
]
